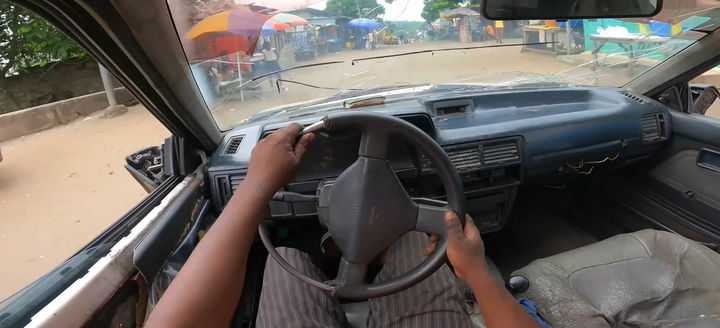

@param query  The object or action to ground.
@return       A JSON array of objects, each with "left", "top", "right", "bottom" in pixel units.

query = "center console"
[{"left": 433, "top": 137, "right": 523, "bottom": 232}]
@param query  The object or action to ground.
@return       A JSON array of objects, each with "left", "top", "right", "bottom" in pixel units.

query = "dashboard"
[{"left": 207, "top": 86, "right": 671, "bottom": 232}]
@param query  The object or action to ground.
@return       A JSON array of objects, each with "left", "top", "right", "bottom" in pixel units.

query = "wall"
[
  {"left": 0, "top": 59, "right": 106, "bottom": 115},
  {"left": 0, "top": 88, "right": 135, "bottom": 142}
]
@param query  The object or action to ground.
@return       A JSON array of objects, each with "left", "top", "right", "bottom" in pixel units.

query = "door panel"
[
  {"left": 650, "top": 149, "right": 720, "bottom": 210},
  {"left": 604, "top": 112, "right": 720, "bottom": 245}
]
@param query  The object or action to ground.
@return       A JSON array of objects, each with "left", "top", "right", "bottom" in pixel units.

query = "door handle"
[{"left": 697, "top": 148, "right": 720, "bottom": 173}]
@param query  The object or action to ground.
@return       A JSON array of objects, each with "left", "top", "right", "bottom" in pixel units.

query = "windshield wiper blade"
[
  {"left": 349, "top": 41, "right": 558, "bottom": 64},
  {"left": 242, "top": 60, "right": 345, "bottom": 88},
  {"left": 274, "top": 79, "right": 362, "bottom": 92}
]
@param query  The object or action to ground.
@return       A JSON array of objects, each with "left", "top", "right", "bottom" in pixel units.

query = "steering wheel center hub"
[{"left": 323, "top": 156, "right": 417, "bottom": 265}]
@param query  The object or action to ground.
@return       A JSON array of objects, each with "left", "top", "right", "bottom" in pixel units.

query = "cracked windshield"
[{"left": 168, "top": 0, "right": 720, "bottom": 130}]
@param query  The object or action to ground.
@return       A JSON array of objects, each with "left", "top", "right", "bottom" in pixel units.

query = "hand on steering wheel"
[
  {"left": 259, "top": 112, "right": 466, "bottom": 300},
  {"left": 424, "top": 212, "right": 488, "bottom": 281}
]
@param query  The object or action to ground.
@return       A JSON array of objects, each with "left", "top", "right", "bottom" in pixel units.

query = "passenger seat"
[{"left": 512, "top": 229, "right": 720, "bottom": 328}]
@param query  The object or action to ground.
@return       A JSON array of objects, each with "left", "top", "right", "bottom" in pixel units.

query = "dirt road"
[{"left": 0, "top": 105, "right": 168, "bottom": 299}]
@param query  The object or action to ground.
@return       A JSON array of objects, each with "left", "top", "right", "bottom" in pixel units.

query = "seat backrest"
[{"left": 513, "top": 229, "right": 720, "bottom": 328}]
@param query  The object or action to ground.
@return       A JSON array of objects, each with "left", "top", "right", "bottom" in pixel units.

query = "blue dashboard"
[{"left": 207, "top": 86, "right": 671, "bottom": 231}]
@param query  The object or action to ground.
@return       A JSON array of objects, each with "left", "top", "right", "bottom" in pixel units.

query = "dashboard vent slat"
[
  {"left": 216, "top": 172, "right": 247, "bottom": 207},
  {"left": 445, "top": 139, "right": 520, "bottom": 172},
  {"left": 230, "top": 175, "right": 244, "bottom": 191},
  {"left": 641, "top": 113, "right": 666, "bottom": 142},
  {"left": 447, "top": 148, "right": 482, "bottom": 172},
  {"left": 224, "top": 135, "right": 245, "bottom": 155},
  {"left": 482, "top": 141, "right": 520, "bottom": 166}
]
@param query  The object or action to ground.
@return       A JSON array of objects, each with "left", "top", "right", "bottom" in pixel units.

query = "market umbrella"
[
  {"left": 348, "top": 18, "right": 382, "bottom": 30},
  {"left": 273, "top": 13, "right": 310, "bottom": 26},
  {"left": 441, "top": 7, "right": 481, "bottom": 18},
  {"left": 261, "top": 17, "right": 293, "bottom": 37},
  {"left": 187, "top": 7, "right": 271, "bottom": 53},
  {"left": 236, "top": 0, "right": 326, "bottom": 12}
]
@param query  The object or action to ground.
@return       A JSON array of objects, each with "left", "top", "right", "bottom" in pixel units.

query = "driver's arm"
[
  {"left": 145, "top": 124, "right": 315, "bottom": 328},
  {"left": 426, "top": 212, "right": 542, "bottom": 328}
]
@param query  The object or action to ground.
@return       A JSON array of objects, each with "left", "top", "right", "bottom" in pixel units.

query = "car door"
[
  {"left": 602, "top": 110, "right": 720, "bottom": 246},
  {"left": 605, "top": 33, "right": 720, "bottom": 249},
  {"left": 0, "top": 0, "right": 221, "bottom": 326}
]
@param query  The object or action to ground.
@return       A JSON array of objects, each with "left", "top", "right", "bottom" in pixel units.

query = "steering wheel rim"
[{"left": 259, "top": 112, "right": 465, "bottom": 300}]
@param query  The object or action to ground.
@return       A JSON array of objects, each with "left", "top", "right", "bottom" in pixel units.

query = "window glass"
[
  {"left": 691, "top": 67, "right": 720, "bottom": 119},
  {"left": 165, "top": 0, "right": 718, "bottom": 130},
  {"left": 0, "top": 0, "right": 169, "bottom": 306}
]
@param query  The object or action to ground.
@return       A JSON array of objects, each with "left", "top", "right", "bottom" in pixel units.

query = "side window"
[
  {"left": 690, "top": 67, "right": 720, "bottom": 119},
  {"left": 0, "top": 1, "right": 169, "bottom": 303}
]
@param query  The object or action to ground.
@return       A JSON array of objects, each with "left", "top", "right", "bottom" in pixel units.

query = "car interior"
[
  {"left": 194, "top": 85, "right": 720, "bottom": 328},
  {"left": 2, "top": 0, "right": 720, "bottom": 327}
]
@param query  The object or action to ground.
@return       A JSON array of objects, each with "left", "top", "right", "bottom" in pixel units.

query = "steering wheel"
[{"left": 258, "top": 112, "right": 465, "bottom": 300}]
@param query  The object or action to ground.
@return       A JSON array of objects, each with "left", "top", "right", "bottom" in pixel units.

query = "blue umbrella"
[{"left": 348, "top": 18, "right": 382, "bottom": 30}]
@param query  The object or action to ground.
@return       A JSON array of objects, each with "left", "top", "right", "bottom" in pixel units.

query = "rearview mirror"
[{"left": 483, "top": 0, "right": 662, "bottom": 20}]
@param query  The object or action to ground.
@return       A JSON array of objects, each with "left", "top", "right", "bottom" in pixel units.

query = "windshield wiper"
[
  {"left": 240, "top": 60, "right": 345, "bottom": 89},
  {"left": 242, "top": 41, "right": 559, "bottom": 89},
  {"left": 274, "top": 79, "right": 363, "bottom": 92},
  {"left": 349, "top": 41, "right": 558, "bottom": 64}
]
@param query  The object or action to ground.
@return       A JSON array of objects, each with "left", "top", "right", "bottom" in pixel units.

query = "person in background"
[
  {"left": 486, "top": 24, "right": 495, "bottom": 41},
  {"left": 495, "top": 20, "right": 504, "bottom": 44},
  {"left": 261, "top": 41, "right": 281, "bottom": 79}
]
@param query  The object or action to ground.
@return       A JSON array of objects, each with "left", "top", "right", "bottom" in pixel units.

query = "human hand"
[
  {"left": 246, "top": 123, "right": 315, "bottom": 199},
  {"left": 424, "top": 211, "right": 488, "bottom": 281}
]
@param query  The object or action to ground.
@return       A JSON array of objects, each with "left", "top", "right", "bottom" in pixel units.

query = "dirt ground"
[
  {"left": 212, "top": 39, "right": 632, "bottom": 129},
  {"left": 1, "top": 41, "right": 719, "bottom": 301},
  {"left": 0, "top": 105, "right": 168, "bottom": 299}
]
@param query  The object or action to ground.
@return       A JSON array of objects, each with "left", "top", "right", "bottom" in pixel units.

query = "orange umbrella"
[{"left": 187, "top": 7, "right": 271, "bottom": 55}]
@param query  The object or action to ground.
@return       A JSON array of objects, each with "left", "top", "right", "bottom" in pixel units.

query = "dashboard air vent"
[
  {"left": 216, "top": 172, "right": 246, "bottom": 207},
  {"left": 224, "top": 135, "right": 244, "bottom": 155},
  {"left": 447, "top": 147, "right": 482, "bottom": 172},
  {"left": 481, "top": 141, "right": 520, "bottom": 166},
  {"left": 641, "top": 113, "right": 666, "bottom": 142},
  {"left": 621, "top": 91, "right": 651, "bottom": 104}
]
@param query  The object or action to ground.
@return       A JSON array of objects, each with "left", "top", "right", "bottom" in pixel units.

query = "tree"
[
  {"left": 387, "top": 21, "right": 428, "bottom": 39},
  {"left": 325, "top": 0, "right": 388, "bottom": 20},
  {"left": 420, "top": 0, "right": 464, "bottom": 23},
  {"left": 0, "top": 1, "right": 87, "bottom": 78}
]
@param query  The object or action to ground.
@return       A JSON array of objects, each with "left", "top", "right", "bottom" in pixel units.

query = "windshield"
[{"left": 166, "top": 0, "right": 720, "bottom": 130}]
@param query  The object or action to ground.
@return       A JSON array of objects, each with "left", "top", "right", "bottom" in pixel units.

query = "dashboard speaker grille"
[{"left": 621, "top": 91, "right": 651, "bottom": 104}]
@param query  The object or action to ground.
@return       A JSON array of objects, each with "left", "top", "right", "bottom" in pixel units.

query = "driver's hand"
[
  {"left": 424, "top": 212, "right": 488, "bottom": 281},
  {"left": 246, "top": 123, "right": 315, "bottom": 198}
]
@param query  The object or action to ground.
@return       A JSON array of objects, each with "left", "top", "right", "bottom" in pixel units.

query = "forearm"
[
  {"left": 467, "top": 266, "right": 540, "bottom": 328},
  {"left": 146, "top": 181, "right": 270, "bottom": 328}
]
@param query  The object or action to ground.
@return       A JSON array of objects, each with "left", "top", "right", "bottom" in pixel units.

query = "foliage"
[
  {"left": 420, "top": 0, "right": 482, "bottom": 23},
  {"left": 387, "top": 21, "right": 428, "bottom": 39},
  {"left": 325, "top": 0, "right": 389, "bottom": 20},
  {"left": 420, "top": 0, "right": 463, "bottom": 23},
  {"left": 0, "top": 1, "right": 88, "bottom": 78}
]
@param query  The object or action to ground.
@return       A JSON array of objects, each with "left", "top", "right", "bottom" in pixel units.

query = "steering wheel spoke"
[
  {"left": 335, "top": 257, "right": 368, "bottom": 287},
  {"left": 415, "top": 203, "right": 449, "bottom": 237},
  {"left": 359, "top": 130, "right": 389, "bottom": 159}
]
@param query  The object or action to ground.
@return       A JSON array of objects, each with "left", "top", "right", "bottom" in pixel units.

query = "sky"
[{"left": 310, "top": 0, "right": 425, "bottom": 21}]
